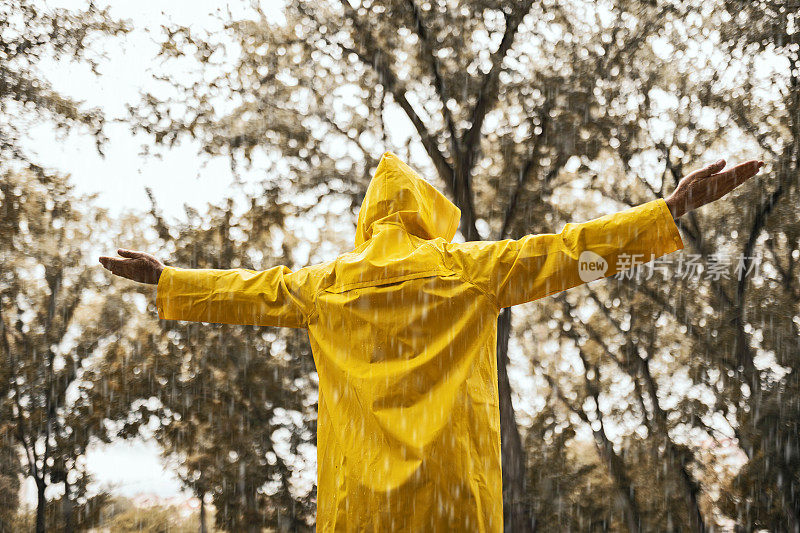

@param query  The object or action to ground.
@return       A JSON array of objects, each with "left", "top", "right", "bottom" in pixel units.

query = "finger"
[
  {"left": 117, "top": 248, "right": 143, "bottom": 259},
  {"left": 721, "top": 160, "right": 762, "bottom": 188},
  {"left": 99, "top": 256, "right": 120, "bottom": 271},
  {"left": 99, "top": 257, "right": 132, "bottom": 278},
  {"left": 706, "top": 160, "right": 762, "bottom": 200},
  {"left": 693, "top": 159, "right": 726, "bottom": 179}
]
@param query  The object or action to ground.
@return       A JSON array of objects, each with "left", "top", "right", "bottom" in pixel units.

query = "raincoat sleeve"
[
  {"left": 446, "top": 198, "right": 684, "bottom": 308},
  {"left": 155, "top": 265, "right": 313, "bottom": 328}
]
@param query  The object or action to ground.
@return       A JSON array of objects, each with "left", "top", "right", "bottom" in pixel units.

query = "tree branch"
[
  {"left": 404, "top": 0, "right": 460, "bottom": 156},
  {"left": 335, "top": 1, "right": 456, "bottom": 192},
  {"left": 462, "top": 2, "right": 535, "bottom": 155},
  {"left": 498, "top": 105, "right": 553, "bottom": 239},
  {"left": 0, "top": 303, "right": 42, "bottom": 483}
]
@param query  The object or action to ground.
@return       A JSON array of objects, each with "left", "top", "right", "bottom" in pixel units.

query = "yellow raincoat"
[{"left": 156, "top": 151, "right": 684, "bottom": 531}]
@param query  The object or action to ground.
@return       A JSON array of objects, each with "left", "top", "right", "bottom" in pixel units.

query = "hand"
[
  {"left": 664, "top": 159, "right": 764, "bottom": 219},
  {"left": 99, "top": 249, "right": 165, "bottom": 285}
]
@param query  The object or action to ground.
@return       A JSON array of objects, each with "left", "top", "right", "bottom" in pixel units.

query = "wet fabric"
[{"left": 156, "top": 151, "right": 684, "bottom": 531}]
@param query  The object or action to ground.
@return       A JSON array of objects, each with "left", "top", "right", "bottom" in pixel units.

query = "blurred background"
[{"left": 1, "top": 0, "right": 797, "bottom": 531}]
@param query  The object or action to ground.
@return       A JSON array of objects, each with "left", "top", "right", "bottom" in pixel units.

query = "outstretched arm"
[
  {"left": 445, "top": 158, "right": 765, "bottom": 309},
  {"left": 98, "top": 251, "right": 312, "bottom": 328}
]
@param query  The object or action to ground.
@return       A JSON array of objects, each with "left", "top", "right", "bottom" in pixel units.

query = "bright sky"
[{"left": 24, "top": 0, "right": 287, "bottom": 222}]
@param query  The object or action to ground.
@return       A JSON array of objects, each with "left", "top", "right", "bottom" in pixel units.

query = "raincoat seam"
[
  {"left": 429, "top": 242, "right": 502, "bottom": 312},
  {"left": 461, "top": 274, "right": 501, "bottom": 311},
  {"left": 324, "top": 268, "right": 449, "bottom": 293},
  {"left": 307, "top": 296, "right": 319, "bottom": 323},
  {"left": 445, "top": 200, "right": 459, "bottom": 242},
  {"left": 295, "top": 279, "right": 311, "bottom": 328}
]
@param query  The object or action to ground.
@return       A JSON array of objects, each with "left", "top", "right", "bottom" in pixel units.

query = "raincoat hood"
[{"left": 354, "top": 151, "right": 461, "bottom": 247}]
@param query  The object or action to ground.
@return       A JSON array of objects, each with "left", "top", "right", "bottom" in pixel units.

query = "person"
[{"left": 99, "top": 151, "right": 763, "bottom": 531}]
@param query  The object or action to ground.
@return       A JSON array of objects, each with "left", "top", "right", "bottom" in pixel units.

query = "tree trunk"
[
  {"left": 199, "top": 492, "right": 208, "bottom": 533},
  {"left": 35, "top": 479, "right": 46, "bottom": 533},
  {"left": 591, "top": 428, "right": 641, "bottom": 533},
  {"left": 636, "top": 356, "right": 705, "bottom": 533},
  {"left": 496, "top": 307, "right": 534, "bottom": 532},
  {"left": 245, "top": 487, "right": 259, "bottom": 533},
  {"left": 62, "top": 479, "right": 74, "bottom": 533}
]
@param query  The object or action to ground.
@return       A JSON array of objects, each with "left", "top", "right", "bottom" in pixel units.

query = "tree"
[
  {"left": 0, "top": 0, "right": 128, "bottom": 167},
  {"left": 0, "top": 3, "right": 130, "bottom": 529},
  {"left": 0, "top": 426, "right": 21, "bottom": 532},
  {"left": 706, "top": 2, "right": 800, "bottom": 528},
  {"left": 0, "top": 168, "right": 123, "bottom": 532},
  {"left": 582, "top": 2, "right": 799, "bottom": 529},
  {"left": 521, "top": 1, "right": 800, "bottom": 528},
  {"left": 523, "top": 400, "right": 619, "bottom": 531}
]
